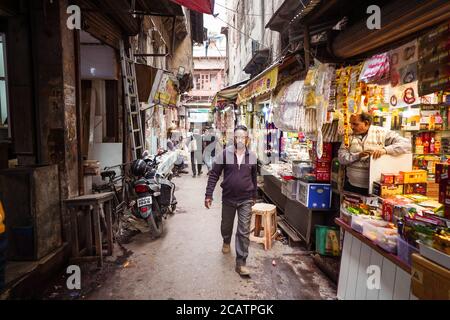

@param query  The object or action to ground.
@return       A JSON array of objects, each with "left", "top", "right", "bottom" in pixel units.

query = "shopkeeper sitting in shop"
[{"left": 338, "top": 112, "right": 411, "bottom": 195}]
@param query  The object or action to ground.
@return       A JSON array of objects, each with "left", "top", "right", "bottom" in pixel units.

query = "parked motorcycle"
[{"left": 130, "top": 150, "right": 178, "bottom": 238}]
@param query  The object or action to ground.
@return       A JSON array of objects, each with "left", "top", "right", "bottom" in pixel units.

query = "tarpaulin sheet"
[{"left": 169, "top": 0, "right": 214, "bottom": 14}]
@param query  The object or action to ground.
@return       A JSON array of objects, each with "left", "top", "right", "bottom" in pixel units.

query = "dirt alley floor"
[{"left": 42, "top": 173, "right": 337, "bottom": 300}]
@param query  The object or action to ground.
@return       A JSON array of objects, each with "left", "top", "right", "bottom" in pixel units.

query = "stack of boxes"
[
  {"left": 311, "top": 142, "right": 332, "bottom": 182},
  {"left": 373, "top": 170, "right": 428, "bottom": 198}
]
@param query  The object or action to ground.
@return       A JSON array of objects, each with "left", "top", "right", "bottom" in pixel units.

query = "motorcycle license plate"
[{"left": 137, "top": 196, "right": 152, "bottom": 207}]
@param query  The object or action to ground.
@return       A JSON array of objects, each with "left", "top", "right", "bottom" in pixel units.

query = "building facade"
[
  {"left": 184, "top": 33, "right": 226, "bottom": 130},
  {"left": 223, "top": 0, "right": 285, "bottom": 86}
]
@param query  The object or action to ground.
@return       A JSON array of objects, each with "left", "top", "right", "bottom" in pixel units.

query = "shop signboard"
[
  {"left": 237, "top": 66, "right": 278, "bottom": 104},
  {"left": 149, "top": 69, "right": 179, "bottom": 107},
  {"left": 188, "top": 108, "right": 210, "bottom": 123}
]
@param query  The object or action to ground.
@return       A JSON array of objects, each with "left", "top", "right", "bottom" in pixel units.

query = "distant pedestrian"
[{"left": 188, "top": 129, "right": 203, "bottom": 177}]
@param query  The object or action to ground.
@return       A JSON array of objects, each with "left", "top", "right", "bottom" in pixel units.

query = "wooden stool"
[
  {"left": 64, "top": 192, "right": 115, "bottom": 268},
  {"left": 250, "top": 203, "right": 277, "bottom": 250}
]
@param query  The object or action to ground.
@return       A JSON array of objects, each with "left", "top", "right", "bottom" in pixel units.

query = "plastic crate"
[
  {"left": 418, "top": 240, "right": 450, "bottom": 269},
  {"left": 351, "top": 215, "right": 370, "bottom": 234},
  {"left": 281, "top": 180, "right": 298, "bottom": 200},
  {"left": 362, "top": 222, "right": 379, "bottom": 242},
  {"left": 397, "top": 237, "right": 419, "bottom": 267},
  {"left": 296, "top": 181, "right": 332, "bottom": 209},
  {"left": 315, "top": 225, "right": 340, "bottom": 256},
  {"left": 375, "top": 230, "right": 398, "bottom": 253}
]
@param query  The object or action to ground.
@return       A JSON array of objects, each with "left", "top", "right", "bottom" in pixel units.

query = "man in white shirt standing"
[{"left": 338, "top": 112, "right": 412, "bottom": 195}]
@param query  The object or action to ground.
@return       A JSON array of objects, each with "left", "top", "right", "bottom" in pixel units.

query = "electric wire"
[
  {"left": 213, "top": 14, "right": 267, "bottom": 49},
  {"left": 215, "top": 2, "right": 274, "bottom": 16}
]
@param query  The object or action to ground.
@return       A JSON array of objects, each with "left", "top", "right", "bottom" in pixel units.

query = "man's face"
[
  {"left": 234, "top": 129, "right": 248, "bottom": 150},
  {"left": 350, "top": 115, "right": 370, "bottom": 135}
]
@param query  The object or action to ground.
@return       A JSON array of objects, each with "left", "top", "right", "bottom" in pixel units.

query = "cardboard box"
[
  {"left": 411, "top": 253, "right": 450, "bottom": 300},
  {"left": 316, "top": 171, "right": 331, "bottom": 182},
  {"left": 381, "top": 173, "right": 396, "bottom": 184},
  {"left": 426, "top": 181, "right": 439, "bottom": 199},
  {"left": 311, "top": 142, "right": 333, "bottom": 161},
  {"left": 315, "top": 160, "right": 331, "bottom": 170},
  {"left": 401, "top": 170, "right": 428, "bottom": 184},
  {"left": 404, "top": 183, "right": 428, "bottom": 195},
  {"left": 373, "top": 182, "right": 404, "bottom": 198},
  {"left": 394, "top": 173, "right": 404, "bottom": 184}
]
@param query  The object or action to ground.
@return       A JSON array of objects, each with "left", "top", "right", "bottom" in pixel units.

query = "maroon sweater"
[{"left": 205, "top": 146, "right": 258, "bottom": 203}]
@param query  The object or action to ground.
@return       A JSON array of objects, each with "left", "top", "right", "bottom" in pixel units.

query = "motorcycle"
[{"left": 130, "top": 150, "right": 178, "bottom": 238}]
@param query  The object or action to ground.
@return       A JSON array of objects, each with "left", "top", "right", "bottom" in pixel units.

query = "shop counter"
[
  {"left": 335, "top": 218, "right": 419, "bottom": 300},
  {"left": 260, "top": 174, "right": 338, "bottom": 249}
]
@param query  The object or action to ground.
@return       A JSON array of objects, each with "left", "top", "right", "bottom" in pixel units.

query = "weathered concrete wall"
[
  {"left": 31, "top": 0, "right": 78, "bottom": 241},
  {"left": 226, "top": 0, "right": 285, "bottom": 85},
  {"left": 60, "top": 0, "right": 79, "bottom": 199}
]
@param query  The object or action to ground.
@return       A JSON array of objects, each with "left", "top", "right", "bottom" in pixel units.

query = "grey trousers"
[{"left": 221, "top": 199, "right": 253, "bottom": 267}]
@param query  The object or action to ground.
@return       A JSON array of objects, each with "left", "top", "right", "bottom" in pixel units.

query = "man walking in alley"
[
  {"left": 188, "top": 129, "right": 204, "bottom": 177},
  {"left": 204, "top": 125, "right": 258, "bottom": 277}
]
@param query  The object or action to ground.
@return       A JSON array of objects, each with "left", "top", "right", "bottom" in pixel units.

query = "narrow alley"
[
  {"left": 78, "top": 173, "right": 336, "bottom": 300},
  {"left": 1, "top": 0, "right": 449, "bottom": 305}
]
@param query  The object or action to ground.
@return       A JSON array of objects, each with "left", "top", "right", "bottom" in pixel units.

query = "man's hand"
[
  {"left": 205, "top": 197, "right": 212, "bottom": 209},
  {"left": 372, "top": 148, "right": 387, "bottom": 159},
  {"left": 358, "top": 151, "right": 372, "bottom": 159}
]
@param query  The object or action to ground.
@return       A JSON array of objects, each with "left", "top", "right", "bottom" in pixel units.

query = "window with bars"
[{"left": 0, "top": 33, "right": 9, "bottom": 135}]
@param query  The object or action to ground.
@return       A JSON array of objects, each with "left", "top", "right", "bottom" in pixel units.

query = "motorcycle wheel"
[{"left": 146, "top": 201, "right": 164, "bottom": 239}]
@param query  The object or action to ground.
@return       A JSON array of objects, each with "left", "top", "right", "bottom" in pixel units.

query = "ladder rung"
[
  {"left": 134, "top": 146, "right": 143, "bottom": 150},
  {"left": 130, "top": 111, "right": 139, "bottom": 115}
]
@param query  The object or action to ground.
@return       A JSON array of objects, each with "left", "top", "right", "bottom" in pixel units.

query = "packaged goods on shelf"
[
  {"left": 375, "top": 228, "right": 399, "bottom": 253},
  {"left": 373, "top": 182, "right": 404, "bottom": 197},
  {"left": 363, "top": 222, "right": 396, "bottom": 243},
  {"left": 381, "top": 173, "right": 396, "bottom": 184},
  {"left": 351, "top": 215, "right": 371, "bottom": 233},
  {"left": 404, "top": 183, "right": 427, "bottom": 195},
  {"left": 400, "top": 170, "right": 428, "bottom": 184},
  {"left": 432, "top": 229, "right": 450, "bottom": 256}
]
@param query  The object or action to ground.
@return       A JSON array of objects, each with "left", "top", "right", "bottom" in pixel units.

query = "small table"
[{"left": 64, "top": 192, "right": 115, "bottom": 267}]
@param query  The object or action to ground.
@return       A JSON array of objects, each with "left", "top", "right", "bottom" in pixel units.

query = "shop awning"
[
  {"left": 266, "top": 0, "right": 321, "bottom": 32},
  {"left": 210, "top": 79, "right": 249, "bottom": 107},
  {"left": 136, "top": 0, "right": 184, "bottom": 16},
  {"left": 236, "top": 63, "right": 280, "bottom": 104},
  {"left": 243, "top": 49, "right": 271, "bottom": 76},
  {"left": 169, "top": 0, "right": 215, "bottom": 15}
]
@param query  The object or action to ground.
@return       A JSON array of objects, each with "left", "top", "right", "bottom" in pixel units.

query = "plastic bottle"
[
  {"left": 435, "top": 135, "right": 441, "bottom": 154},
  {"left": 430, "top": 135, "right": 435, "bottom": 154},
  {"left": 423, "top": 133, "right": 430, "bottom": 154}
]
